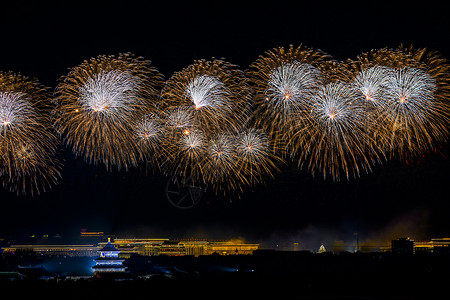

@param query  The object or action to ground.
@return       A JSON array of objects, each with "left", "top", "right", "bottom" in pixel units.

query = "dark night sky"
[{"left": 0, "top": 1, "right": 449, "bottom": 249}]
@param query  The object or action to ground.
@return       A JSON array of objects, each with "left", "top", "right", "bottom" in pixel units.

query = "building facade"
[
  {"left": 2, "top": 238, "right": 260, "bottom": 258},
  {"left": 391, "top": 238, "right": 415, "bottom": 254},
  {"left": 92, "top": 240, "right": 126, "bottom": 274},
  {"left": 1, "top": 244, "right": 99, "bottom": 257},
  {"left": 414, "top": 238, "right": 450, "bottom": 254},
  {"left": 100, "top": 238, "right": 260, "bottom": 257}
]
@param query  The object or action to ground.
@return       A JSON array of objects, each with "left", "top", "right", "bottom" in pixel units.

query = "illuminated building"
[
  {"left": 203, "top": 240, "right": 260, "bottom": 255},
  {"left": 79, "top": 229, "right": 106, "bottom": 244},
  {"left": 317, "top": 243, "right": 327, "bottom": 254},
  {"left": 1, "top": 244, "right": 99, "bottom": 257},
  {"left": 80, "top": 230, "right": 104, "bottom": 239},
  {"left": 414, "top": 238, "right": 450, "bottom": 254},
  {"left": 99, "top": 238, "right": 259, "bottom": 257},
  {"left": 80, "top": 229, "right": 104, "bottom": 237},
  {"left": 100, "top": 238, "right": 169, "bottom": 258},
  {"left": 183, "top": 240, "right": 209, "bottom": 256},
  {"left": 92, "top": 238, "right": 126, "bottom": 274},
  {"left": 2, "top": 238, "right": 259, "bottom": 258}
]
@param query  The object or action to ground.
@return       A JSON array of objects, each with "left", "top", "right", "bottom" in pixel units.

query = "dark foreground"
[{"left": 1, "top": 251, "right": 449, "bottom": 299}]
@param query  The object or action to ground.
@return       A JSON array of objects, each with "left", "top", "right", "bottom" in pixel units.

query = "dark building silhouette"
[{"left": 391, "top": 237, "right": 414, "bottom": 254}]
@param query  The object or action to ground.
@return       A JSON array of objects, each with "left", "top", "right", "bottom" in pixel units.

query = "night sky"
[{"left": 0, "top": 1, "right": 449, "bottom": 250}]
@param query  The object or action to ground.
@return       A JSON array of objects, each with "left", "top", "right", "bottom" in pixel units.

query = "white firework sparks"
[
  {"left": 135, "top": 113, "right": 163, "bottom": 143},
  {"left": 79, "top": 70, "right": 140, "bottom": 114},
  {"left": 164, "top": 107, "right": 194, "bottom": 131},
  {"left": 384, "top": 67, "right": 436, "bottom": 121},
  {"left": 380, "top": 67, "right": 438, "bottom": 155},
  {"left": 208, "top": 133, "right": 236, "bottom": 166},
  {"left": 352, "top": 66, "right": 391, "bottom": 108},
  {"left": 312, "top": 82, "right": 361, "bottom": 126},
  {"left": 266, "top": 62, "right": 322, "bottom": 114},
  {"left": 307, "top": 82, "right": 371, "bottom": 180},
  {"left": 133, "top": 113, "right": 164, "bottom": 167},
  {"left": 0, "top": 92, "right": 34, "bottom": 132},
  {"left": 235, "top": 128, "right": 269, "bottom": 161},
  {"left": 185, "top": 75, "right": 229, "bottom": 110},
  {"left": 233, "top": 128, "right": 280, "bottom": 187},
  {"left": 181, "top": 130, "right": 207, "bottom": 153}
]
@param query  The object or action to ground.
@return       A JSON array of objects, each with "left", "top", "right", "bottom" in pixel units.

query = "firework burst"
[
  {"left": 53, "top": 53, "right": 163, "bottom": 170},
  {"left": 3, "top": 44, "right": 447, "bottom": 198},
  {"left": 234, "top": 128, "right": 281, "bottom": 189},
  {"left": 161, "top": 59, "right": 251, "bottom": 133},
  {"left": 248, "top": 44, "right": 331, "bottom": 154},
  {"left": 297, "top": 82, "right": 375, "bottom": 180},
  {"left": 133, "top": 112, "right": 165, "bottom": 169},
  {"left": 202, "top": 132, "right": 239, "bottom": 193},
  {"left": 162, "top": 129, "right": 208, "bottom": 186},
  {"left": 350, "top": 46, "right": 450, "bottom": 159},
  {"left": 0, "top": 72, "right": 61, "bottom": 195},
  {"left": 160, "top": 59, "right": 253, "bottom": 184},
  {"left": 382, "top": 67, "right": 440, "bottom": 156}
]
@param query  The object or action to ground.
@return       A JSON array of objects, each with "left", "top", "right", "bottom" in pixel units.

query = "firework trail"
[
  {"left": 0, "top": 72, "right": 61, "bottom": 195},
  {"left": 53, "top": 53, "right": 164, "bottom": 171}
]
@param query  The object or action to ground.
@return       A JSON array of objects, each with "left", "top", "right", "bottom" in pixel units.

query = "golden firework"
[
  {"left": 53, "top": 53, "right": 164, "bottom": 170},
  {"left": 0, "top": 71, "right": 61, "bottom": 195}
]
